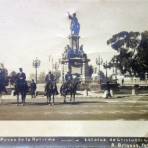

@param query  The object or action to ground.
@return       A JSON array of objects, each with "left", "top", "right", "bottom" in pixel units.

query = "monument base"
[{"left": 61, "top": 57, "right": 90, "bottom": 83}]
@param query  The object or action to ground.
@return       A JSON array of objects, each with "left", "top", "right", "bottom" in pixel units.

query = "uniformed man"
[
  {"left": 45, "top": 71, "right": 54, "bottom": 84},
  {"left": 65, "top": 71, "right": 73, "bottom": 82},
  {"left": 30, "top": 79, "right": 37, "bottom": 98},
  {"left": 45, "top": 71, "right": 58, "bottom": 95},
  {"left": 17, "top": 68, "right": 26, "bottom": 83},
  {"left": 0, "top": 68, "right": 7, "bottom": 94}
]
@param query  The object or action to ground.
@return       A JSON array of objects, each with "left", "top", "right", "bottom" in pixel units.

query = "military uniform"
[{"left": 30, "top": 81, "right": 37, "bottom": 98}]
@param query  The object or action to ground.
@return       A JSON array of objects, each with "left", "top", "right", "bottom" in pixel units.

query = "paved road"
[{"left": 0, "top": 94, "right": 148, "bottom": 120}]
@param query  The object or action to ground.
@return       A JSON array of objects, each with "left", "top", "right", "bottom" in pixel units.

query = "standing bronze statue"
[{"left": 68, "top": 12, "right": 80, "bottom": 36}]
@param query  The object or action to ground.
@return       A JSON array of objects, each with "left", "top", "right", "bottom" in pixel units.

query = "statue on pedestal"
[{"left": 68, "top": 12, "right": 80, "bottom": 36}]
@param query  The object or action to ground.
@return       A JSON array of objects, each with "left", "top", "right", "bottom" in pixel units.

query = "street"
[{"left": 0, "top": 93, "right": 148, "bottom": 120}]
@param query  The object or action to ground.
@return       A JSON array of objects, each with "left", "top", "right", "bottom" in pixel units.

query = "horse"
[
  {"left": 0, "top": 73, "right": 8, "bottom": 100},
  {"left": 45, "top": 81, "right": 58, "bottom": 105},
  {"left": 0, "top": 81, "right": 7, "bottom": 101},
  {"left": 14, "top": 80, "right": 28, "bottom": 106},
  {"left": 60, "top": 79, "right": 80, "bottom": 103}
]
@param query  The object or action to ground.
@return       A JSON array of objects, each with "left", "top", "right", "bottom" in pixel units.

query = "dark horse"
[
  {"left": 0, "top": 69, "right": 8, "bottom": 99},
  {"left": 0, "top": 79, "right": 8, "bottom": 99},
  {"left": 60, "top": 80, "right": 80, "bottom": 103},
  {"left": 45, "top": 81, "right": 58, "bottom": 105},
  {"left": 14, "top": 80, "right": 28, "bottom": 106}
]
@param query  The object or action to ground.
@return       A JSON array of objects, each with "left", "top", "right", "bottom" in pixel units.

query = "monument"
[{"left": 61, "top": 12, "right": 90, "bottom": 82}]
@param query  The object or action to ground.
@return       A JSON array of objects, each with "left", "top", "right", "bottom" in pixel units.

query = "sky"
[{"left": 0, "top": 0, "right": 148, "bottom": 78}]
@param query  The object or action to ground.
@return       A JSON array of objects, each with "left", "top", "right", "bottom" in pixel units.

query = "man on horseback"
[
  {"left": 45, "top": 71, "right": 58, "bottom": 105},
  {"left": 15, "top": 68, "right": 28, "bottom": 105},
  {"left": 64, "top": 71, "right": 73, "bottom": 88},
  {"left": 17, "top": 68, "right": 26, "bottom": 82},
  {"left": 45, "top": 71, "right": 54, "bottom": 84},
  {"left": 0, "top": 68, "right": 8, "bottom": 95},
  {"left": 61, "top": 71, "right": 80, "bottom": 103},
  {"left": 65, "top": 71, "right": 73, "bottom": 82},
  {"left": 45, "top": 71, "right": 58, "bottom": 95}
]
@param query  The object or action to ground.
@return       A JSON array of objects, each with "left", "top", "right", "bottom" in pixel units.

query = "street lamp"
[
  {"left": 59, "top": 58, "right": 64, "bottom": 83},
  {"left": 145, "top": 72, "right": 148, "bottom": 84},
  {"left": 96, "top": 55, "right": 103, "bottom": 84},
  {"left": 33, "top": 57, "right": 41, "bottom": 84}
]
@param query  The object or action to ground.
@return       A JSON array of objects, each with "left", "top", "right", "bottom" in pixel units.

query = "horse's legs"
[
  {"left": 47, "top": 96, "right": 49, "bottom": 104},
  {"left": 17, "top": 94, "right": 19, "bottom": 106},
  {"left": 47, "top": 94, "right": 52, "bottom": 105},
  {"left": 52, "top": 95, "right": 54, "bottom": 105},
  {"left": 23, "top": 94, "right": 26, "bottom": 106},
  {"left": 49, "top": 94, "right": 52, "bottom": 105},
  {"left": 64, "top": 95, "right": 66, "bottom": 103},
  {"left": 21, "top": 93, "right": 24, "bottom": 105},
  {"left": 0, "top": 92, "right": 2, "bottom": 104},
  {"left": 74, "top": 93, "right": 75, "bottom": 102},
  {"left": 70, "top": 93, "right": 72, "bottom": 102}
]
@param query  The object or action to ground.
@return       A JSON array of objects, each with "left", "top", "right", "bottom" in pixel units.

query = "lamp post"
[
  {"left": 33, "top": 57, "right": 41, "bottom": 84},
  {"left": 59, "top": 58, "right": 64, "bottom": 83},
  {"left": 145, "top": 72, "right": 148, "bottom": 84},
  {"left": 96, "top": 55, "right": 103, "bottom": 84}
]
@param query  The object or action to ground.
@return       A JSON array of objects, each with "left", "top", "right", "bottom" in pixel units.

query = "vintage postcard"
[{"left": 0, "top": 0, "right": 147, "bottom": 147}]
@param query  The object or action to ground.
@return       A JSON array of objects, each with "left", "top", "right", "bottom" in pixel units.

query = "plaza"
[{"left": 0, "top": 92, "right": 147, "bottom": 120}]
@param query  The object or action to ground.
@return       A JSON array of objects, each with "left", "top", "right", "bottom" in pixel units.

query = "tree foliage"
[
  {"left": 88, "top": 65, "right": 94, "bottom": 78},
  {"left": 38, "top": 72, "right": 46, "bottom": 83},
  {"left": 107, "top": 31, "right": 148, "bottom": 79},
  {"left": 9, "top": 71, "right": 17, "bottom": 85}
]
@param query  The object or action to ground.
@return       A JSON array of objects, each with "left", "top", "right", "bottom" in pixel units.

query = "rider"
[
  {"left": 45, "top": 71, "right": 54, "bottom": 84},
  {"left": 45, "top": 71, "right": 58, "bottom": 95},
  {"left": 65, "top": 71, "right": 73, "bottom": 86},
  {"left": 14, "top": 68, "right": 28, "bottom": 96},
  {"left": 16, "top": 68, "right": 26, "bottom": 83},
  {"left": 0, "top": 68, "right": 7, "bottom": 94}
]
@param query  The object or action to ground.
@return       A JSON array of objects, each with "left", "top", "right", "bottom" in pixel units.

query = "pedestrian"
[
  {"left": 122, "top": 78, "right": 124, "bottom": 86},
  {"left": 30, "top": 79, "right": 37, "bottom": 98},
  {"left": 106, "top": 81, "right": 112, "bottom": 99}
]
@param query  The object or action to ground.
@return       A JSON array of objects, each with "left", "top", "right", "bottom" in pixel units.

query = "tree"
[
  {"left": 52, "top": 71, "right": 61, "bottom": 82},
  {"left": 107, "top": 31, "right": 147, "bottom": 78},
  {"left": 38, "top": 72, "right": 46, "bottom": 83},
  {"left": 9, "top": 71, "right": 17, "bottom": 85},
  {"left": 135, "top": 31, "right": 148, "bottom": 79},
  {"left": 88, "top": 65, "right": 94, "bottom": 78},
  {"left": 29, "top": 73, "right": 35, "bottom": 81}
]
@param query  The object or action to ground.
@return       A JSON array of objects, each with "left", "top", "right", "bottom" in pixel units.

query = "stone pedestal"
[
  {"left": 61, "top": 57, "right": 90, "bottom": 83},
  {"left": 61, "top": 31, "right": 90, "bottom": 83},
  {"left": 69, "top": 35, "right": 80, "bottom": 50}
]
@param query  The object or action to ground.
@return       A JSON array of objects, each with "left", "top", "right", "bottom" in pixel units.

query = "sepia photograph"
[
  {"left": 0, "top": 0, "right": 147, "bottom": 120},
  {"left": 0, "top": 0, "right": 148, "bottom": 147}
]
